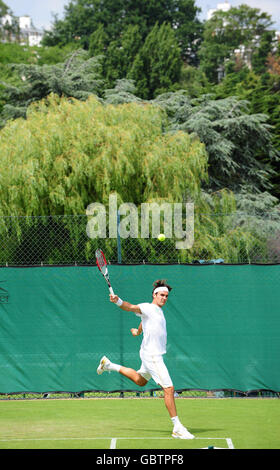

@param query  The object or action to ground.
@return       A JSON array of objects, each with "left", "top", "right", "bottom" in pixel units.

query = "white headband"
[{"left": 154, "top": 286, "right": 169, "bottom": 294}]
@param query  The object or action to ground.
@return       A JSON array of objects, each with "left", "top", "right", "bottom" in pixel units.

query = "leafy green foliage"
[
  {"left": 0, "top": 43, "right": 34, "bottom": 115},
  {"left": 0, "top": 43, "right": 81, "bottom": 116},
  {"left": 214, "top": 69, "right": 280, "bottom": 197},
  {"left": 103, "top": 79, "right": 141, "bottom": 104},
  {"left": 98, "top": 24, "right": 143, "bottom": 88},
  {"left": 0, "top": 0, "right": 8, "bottom": 17},
  {"left": 129, "top": 23, "right": 182, "bottom": 99},
  {"left": 199, "top": 4, "right": 274, "bottom": 83},
  {"left": 153, "top": 92, "right": 278, "bottom": 192},
  {"left": 178, "top": 64, "right": 211, "bottom": 98},
  {"left": 0, "top": 2, "right": 19, "bottom": 41},
  {"left": 0, "top": 94, "right": 208, "bottom": 215},
  {"left": 0, "top": 50, "right": 103, "bottom": 124},
  {"left": 42, "top": 0, "right": 202, "bottom": 63},
  {"left": 251, "top": 31, "right": 276, "bottom": 75}
]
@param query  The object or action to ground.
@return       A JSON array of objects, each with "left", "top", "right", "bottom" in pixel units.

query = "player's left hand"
[
  {"left": 130, "top": 328, "right": 139, "bottom": 336},
  {"left": 109, "top": 294, "right": 119, "bottom": 303}
]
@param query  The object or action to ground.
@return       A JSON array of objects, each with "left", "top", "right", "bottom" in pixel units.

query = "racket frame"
[{"left": 95, "top": 249, "right": 114, "bottom": 295}]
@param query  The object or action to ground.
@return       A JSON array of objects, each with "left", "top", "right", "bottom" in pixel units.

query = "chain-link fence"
[{"left": 0, "top": 212, "right": 280, "bottom": 266}]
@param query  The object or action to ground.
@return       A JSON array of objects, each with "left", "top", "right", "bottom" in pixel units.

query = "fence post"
[{"left": 117, "top": 210, "right": 122, "bottom": 264}]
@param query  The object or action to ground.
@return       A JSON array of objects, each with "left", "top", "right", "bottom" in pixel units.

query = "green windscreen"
[{"left": 0, "top": 264, "right": 279, "bottom": 393}]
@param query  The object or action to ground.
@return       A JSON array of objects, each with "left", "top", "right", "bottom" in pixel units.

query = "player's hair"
[{"left": 152, "top": 279, "right": 172, "bottom": 295}]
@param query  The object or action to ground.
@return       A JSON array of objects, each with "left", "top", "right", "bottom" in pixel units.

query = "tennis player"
[{"left": 97, "top": 279, "right": 194, "bottom": 440}]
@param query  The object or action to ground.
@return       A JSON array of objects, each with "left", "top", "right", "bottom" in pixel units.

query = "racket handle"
[{"left": 109, "top": 286, "right": 114, "bottom": 295}]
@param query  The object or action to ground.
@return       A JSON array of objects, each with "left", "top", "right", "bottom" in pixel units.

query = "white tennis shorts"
[{"left": 137, "top": 353, "right": 173, "bottom": 389}]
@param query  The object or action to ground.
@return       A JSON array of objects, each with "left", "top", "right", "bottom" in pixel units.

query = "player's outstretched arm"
[{"left": 109, "top": 294, "right": 141, "bottom": 314}]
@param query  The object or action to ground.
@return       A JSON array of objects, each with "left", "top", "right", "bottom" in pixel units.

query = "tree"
[
  {"left": 103, "top": 79, "right": 142, "bottom": 104},
  {"left": 0, "top": 93, "right": 209, "bottom": 215},
  {"left": 0, "top": 42, "right": 80, "bottom": 118},
  {"left": 251, "top": 30, "right": 276, "bottom": 75},
  {"left": 129, "top": 23, "right": 182, "bottom": 99},
  {"left": 0, "top": 0, "right": 8, "bottom": 17},
  {"left": 0, "top": 50, "right": 103, "bottom": 124},
  {"left": 88, "top": 23, "right": 108, "bottom": 56},
  {"left": 267, "top": 38, "right": 280, "bottom": 76},
  {"left": 153, "top": 91, "right": 278, "bottom": 193},
  {"left": 0, "top": 0, "right": 20, "bottom": 42},
  {"left": 199, "top": 4, "right": 274, "bottom": 83},
  {"left": 42, "top": 0, "right": 202, "bottom": 63},
  {"left": 101, "top": 24, "right": 143, "bottom": 87},
  {"left": 214, "top": 68, "right": 280, "bottom": 197},
  {"left": 178, "top": 64, "right": 211, "bottom": 98},
  {"left": 0, "top": 43, "right": 39, "bottom": 116}
]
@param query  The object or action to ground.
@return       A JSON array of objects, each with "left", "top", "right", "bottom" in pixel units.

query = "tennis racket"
[{"left": 95, "top": 249, "right": 114, "bottom": 295}]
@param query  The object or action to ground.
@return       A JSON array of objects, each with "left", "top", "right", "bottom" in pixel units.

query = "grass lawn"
[{"left": 0, "top": 397, "right": 279, "bottom": 449}]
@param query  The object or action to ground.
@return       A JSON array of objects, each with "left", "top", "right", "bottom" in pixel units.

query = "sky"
[{"left": 4, "top": 0, "right": 280, "bottom": 31}]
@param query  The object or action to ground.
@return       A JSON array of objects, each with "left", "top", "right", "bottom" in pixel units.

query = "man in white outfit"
[{"left": 97, "top": 279, "right": 194, "bottom": 440}]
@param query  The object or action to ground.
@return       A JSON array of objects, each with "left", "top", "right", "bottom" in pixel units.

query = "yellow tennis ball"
[{"left": 158, "top": 233, "right": 166, "bottom": 242}]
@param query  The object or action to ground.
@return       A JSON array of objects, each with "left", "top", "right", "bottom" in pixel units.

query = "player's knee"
[
  {"left": 164, "top": 385, "right": 174, "bottom": 396},
  {"left": 136, "top": 375, "right": 148, "bottom": 387}
]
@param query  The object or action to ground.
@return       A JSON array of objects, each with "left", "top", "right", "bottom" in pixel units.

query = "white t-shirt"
[{"left": 136, "top": 303, "right": 167, "bottom": 356}]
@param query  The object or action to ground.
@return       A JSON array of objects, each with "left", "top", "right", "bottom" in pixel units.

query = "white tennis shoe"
[
  {"left": 172, "top": 425, "right": 194, "bottom": 440},
  {"left": 97, "top": 355, "right": 111, "bottom": 375}
]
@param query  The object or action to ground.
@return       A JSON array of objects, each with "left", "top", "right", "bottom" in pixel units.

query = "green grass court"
[{"left": 0, "top": 397, "right": 279, "bottom": 449}]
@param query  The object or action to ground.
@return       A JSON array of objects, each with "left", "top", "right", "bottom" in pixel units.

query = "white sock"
[
  {"left": 171, "top": 416, "right": 181, "bottom": 428},
  {"left": 107, "top": 361, "right": 121, "bottom": 373}
]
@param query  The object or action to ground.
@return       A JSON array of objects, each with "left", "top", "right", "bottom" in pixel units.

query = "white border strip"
[
  {"left": 109, "top": 437, "right": 234, "bottom": 449},
  {"left": 226, "top": 438, "right": 234, "bottom": 449},
  {"left": 110, "top": 438, "right": 117, "bottom": 449},
  {"left": 1, "top": 436, "right": 234, "bottom": 449}
]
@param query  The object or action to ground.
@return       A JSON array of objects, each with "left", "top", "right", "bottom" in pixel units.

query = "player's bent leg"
[
  {"left": 96, "top": 356, "right": 147, "bottom": 386},
  {"left": 163, "top": 386, "right": 177, "bottom": 417},
  {"left": 162, "top": 386, "right": 195, "bottom": 440},
  {"left": 119, "top": 366, "right": 148, "bottom": 386}
]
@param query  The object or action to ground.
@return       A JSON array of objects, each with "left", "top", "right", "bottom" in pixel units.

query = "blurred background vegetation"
[{"left": 0, "top": 0, "right": 280, "bottom": 264}]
